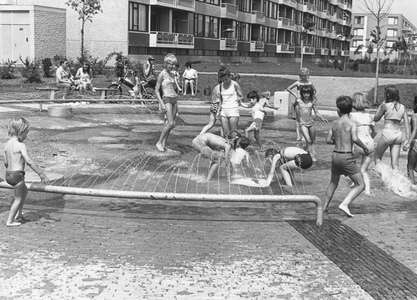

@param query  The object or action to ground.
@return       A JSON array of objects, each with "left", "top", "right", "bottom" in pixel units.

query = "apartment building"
[
  {"left": 350, "top": 13, "right": 417, "bottom": 60},
  {"left": 0, "top": 0, "right": 353, "bottom": 64}
]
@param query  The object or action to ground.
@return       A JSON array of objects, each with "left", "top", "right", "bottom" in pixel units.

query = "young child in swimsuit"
[
  {"left": 350, "top": 92, "right": 377, "bottom": 195},
  {"left": 192, "top": 130, "right": 241, "bottom": 181},
  {"left": 264, "top": 146, "right": 313, "bottom": 187},
  {"left": 293, "top": 85, "right": 328, "bottom": 161},
  {"left": 287, "top": 68, "right": 318, "bottom": 141},
  {"left": 243, "top": 90, "right": 279, "bottom": 149},
  {"left": 4, "top": 118, "right": 49, "bottom": 227},
  {"left": 230, "top": 136, "right": 250, "bottom": 177},
  {"left": 405, "top": 96, "right": 417, "bottom": 184},
  {"left": 324, "top": 96, "right": 369, "bottom": 218},
  {"left": 373, "top": 85, "right": 410, "bottom": 169},
  {"left": 199, "top": 78, "right": 223, "bottom": 136}
]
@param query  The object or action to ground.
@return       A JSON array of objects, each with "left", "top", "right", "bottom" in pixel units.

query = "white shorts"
[{"left": 220, "top": 107, "right": 240, "bottom": 118}]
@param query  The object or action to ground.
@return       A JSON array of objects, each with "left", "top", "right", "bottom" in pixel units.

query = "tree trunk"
[
  {"left": 300, "top": 39, "right": 304, "bottom": 69},
  {"left": 374, "top": 48, "right": 380, "bottom": 105},
  {"left": 81, "top": 1, "right": 85, "bottom": 61}
]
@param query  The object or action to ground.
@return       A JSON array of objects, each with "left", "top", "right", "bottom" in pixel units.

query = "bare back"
[
  {"left": 329, "top": 115, "right": 357, "bottom": 152},
  {"left": 4, "top": 138, "right": 26, "bottom": 171}
]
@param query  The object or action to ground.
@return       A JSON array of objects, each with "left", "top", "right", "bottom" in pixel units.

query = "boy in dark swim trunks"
[
  {"left": 5, "top": 118, "right": 49, "bottom": 227},
  {"left": 323, "top": 96, "right": 369, "bottom": 217}
]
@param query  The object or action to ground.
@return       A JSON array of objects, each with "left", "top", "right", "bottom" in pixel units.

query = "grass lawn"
[{"left": 367, "top": 83, "right": 417, "bottom": 109}]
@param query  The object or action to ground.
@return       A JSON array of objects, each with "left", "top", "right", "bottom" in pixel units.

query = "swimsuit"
[
  {"left": 230, "top": 148, "right": 247, "bottom": 165},
  {"left": 381, "top": 128, "right": 402, "bottom": 145},
  {"left": 220, "top": 81, "right": 240, "bottom": 118},
  {"left": 331, "top": 151, "right": 359, "bottom": 176},
  {"left": 210, "top": 102, "right": 220, "bottom": 114},
  {"left": 280, "top": 147, "right": 312, "bottom": 170},
  {"left": 296, "top": 99, "right": 314, "bottom": 127},
  {"left": 192, "top": 134, "right": 226, "bottom": 162},
  {"left": 6, "top": 170, "right": 25, "bottom": 186},
  {"left": 350, "top": 112, "right": 375, "bottom": 155},
  {"left": 160, "top": 69, "right": 177, "bottom": 103}
]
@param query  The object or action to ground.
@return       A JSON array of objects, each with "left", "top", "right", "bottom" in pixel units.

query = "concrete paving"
[{"left": 0, "top": 101, "right": 416, "bottom": 299}]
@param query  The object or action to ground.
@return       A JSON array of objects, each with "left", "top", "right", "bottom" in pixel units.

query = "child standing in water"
[
  {"left": 287, "top": 68, "right": 318, "bottom": 141},
  {"left": 293, "top": 85, "right": 328, "bottom": 161},
  {"left": 5, "top": 118, "right": 49, "bottom": 227},
  {"left": 243, "top": 90, "right": 279, "bottom": 149},
  {"left": 324, "top": 96, "right": 369, "bottom": 217},
  {"left": 199, "top": 77, "right": 223, "bottom": 136},
  {"left": 406, "top": 96, "right": 417, "bottom": 184},
  {"left": 350, "top": 92, "right": 377, "bottom": 195}
]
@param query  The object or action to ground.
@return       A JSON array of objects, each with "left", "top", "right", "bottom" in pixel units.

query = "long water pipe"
[{"left": 0, "top": 181, "right": 324, "bottom": 226}]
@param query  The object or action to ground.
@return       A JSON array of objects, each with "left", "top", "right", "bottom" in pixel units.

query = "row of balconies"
[
  {"left": 277, "top": 0, "right": 351, "bottom": 11},
  {"left": 149, "top": 31, "right": 350, "bottom": 55}
]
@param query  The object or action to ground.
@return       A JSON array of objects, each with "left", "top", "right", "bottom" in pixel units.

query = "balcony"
[
  {"left": 303, "top": 46, "right": 315, "bottom": 54},
  {"left": 330, "top": 49, "right": 340, "bottom": 56},
  {"left": 150, "top": 32, "right": 194, "bottom": 48},
  {"left": 251, "top": 10, "right": 265, "bottom": 24},
  {"left": 342, "top": 50, "right": 350, "bottom": 56},
  {"left": 302, "top": 2, "right": 316, "bottom": 12},
  {"left": 343, "top": 1, "right": 352, "bottom": 10},
  {"left": 277, "top": 0, "right": 297, "bottom": 8},
  {"left": 321, "top": 48, "right": 329, "bottom": 55},
  {"left": 276, "top": 43, "right": 295, "bottom": 53},
  {"left": 250, "top": 41, "right": 265, "bottom": 52},
  {"left": 220, "top": 38, "right": 237, "bottom": 50},
  {"left": 278, "top": 17, "right": 296, "bottom": 30},
  {"left": 330, "top": 31, "right": 337, "bottom": 39},
  {"left": 343, "top": 18, "right": 352, "bottom": 26},
  {"left": 221, "top": 3, "right": 238, "bottom": 19},
  {"left": 150, "top": 0, "right": 195, "bottom": 11}
]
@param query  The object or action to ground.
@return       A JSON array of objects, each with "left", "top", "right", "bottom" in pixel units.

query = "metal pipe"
[{"left": 0, "top": 181, "right": 323, "bottom": 226}]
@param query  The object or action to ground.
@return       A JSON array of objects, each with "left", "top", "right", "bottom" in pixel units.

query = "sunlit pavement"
[{"left": 0, "top": 102, "right": 416, "bottom": 299}]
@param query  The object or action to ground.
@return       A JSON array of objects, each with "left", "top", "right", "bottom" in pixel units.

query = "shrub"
[
  {"left": 41, "top": 57, "right": 53, "bottom": 77},
  {"left": 0, "top": 59, "right": 17, "bottom": 79},
  {"left": 19, "top": 56, "right": 42, "bottom": 83}
]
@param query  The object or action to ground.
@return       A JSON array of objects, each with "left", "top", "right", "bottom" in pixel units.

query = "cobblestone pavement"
[{"left": 0, "top": 103, "right": 416, "bottom": 299}]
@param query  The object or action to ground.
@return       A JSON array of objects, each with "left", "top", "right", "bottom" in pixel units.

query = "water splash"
[{"left": 374, "top": 162, "right": 417, "bottom": 198}]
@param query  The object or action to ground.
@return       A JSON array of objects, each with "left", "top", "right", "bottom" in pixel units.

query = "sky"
[{"left": 353, "top": 0, "right": 417, "bottom": 27}]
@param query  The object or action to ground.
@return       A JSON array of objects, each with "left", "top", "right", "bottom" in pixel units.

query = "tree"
[
  {"left": 392, "top": 36, "right": 408, "bottom": 71},
  {"left": 300, "top": 18, "right": 315, "bottom": 69},
  {"left": 337, "top": 27, "right": 354, "bottom": 70},
  {"left": 358, "top": 0, "right": 393, "bottom": 105},
  {"left": 66, "top": 0, "right": 103, "bottom": 62}
]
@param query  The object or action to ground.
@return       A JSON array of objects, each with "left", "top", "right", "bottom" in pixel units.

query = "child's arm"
[
  {"left": 326, "top": 124, "right": 335, "bottom": 144},
  {"left": 405, "top": 115, "right": 417, "bottom": 151},
  {"left": 373, "top": 103, "right": 386, "bottom": 122},
  {"left": 225, "top": 143, "right": 231, "bottom": 182},
  {"left": 402, "top": 110, "right": 411, "bottom": 150},
  {"left": 262, "top": 98, "right": 279, "bottom": 111},
  {"left": 245, "top": 152, "right": 250, "bottom": 166},
  {"left": 266, "top": 154, "right": 281, "bottom": 186},
  {"left": 3, "top": 147, "right": 8, "bottom": 169},
  {"left": 312, "top": 101, "right": 328, "bottom": 123},
  {"left": 351, "top": 123, "right": 369, "bottom": 155},
  {"left": 234, "top": 82, "right": 244, "bottom": 103},
  {"left": 286, "top": 82, "right": 298, "bottom": 98},
  {"left": 19, "top": 143, "right": 49, "bottom": 183}
]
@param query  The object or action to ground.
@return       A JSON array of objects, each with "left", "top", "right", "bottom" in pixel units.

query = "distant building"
[
  {"left": 350, "top": 12, "right": 417, "bottom": 60},
  {"left": 1, "top": 0, "right": 353, "bottom": 64}
]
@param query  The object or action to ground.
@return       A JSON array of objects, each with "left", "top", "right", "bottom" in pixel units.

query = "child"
[
  {"left": 350, "top": 92, "right": 377, "bottom": 195},
  {"left": 243, "top": 90, "right": 279, "bottom": 149},
  {"left": 406, "top": 96, "right": 417, "bottom": 184},
  {"left": 293, "top": 85, "right": 328, "bottom": 161},
  {"left": 264, "top": 146, "right": 313, "bottom": 187},
  {"left": 324, "top": 96, "right": 369, "bottom": 218},
  {"left": 287, "top": 68, "right": 318, "bottom": 141},
  {"left": 230, "top": 136, "right": 251, "bottom": 177},
  {"left": 199, "top": 78, "right": 223, "bottom": 136},
  {"left": 5, "top": 118, "right": 49, "bottom": 227},
  {"left": 192, "top": 130, "right": 241, "bottom": 181}
]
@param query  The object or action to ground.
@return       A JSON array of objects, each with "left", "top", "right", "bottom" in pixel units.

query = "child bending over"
[
  {"left": 243, "top": 90, "right": 279, "bottom": 149},
  {"left": 324, "top": 96, "right": 369, "bottom": 218},
  {"left": 293, "top": 85, "right": 328, "bottom": 161},
  {"left": 5, "top": 118, "right": 49, "bottom": 227}
]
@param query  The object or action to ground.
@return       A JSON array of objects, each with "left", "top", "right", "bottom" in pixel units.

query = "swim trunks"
[
  {"left": 250, "top": 118, "right": 263, "bottom": 131},
  {"left": 192, "top": 135, "right": 225, "bottom": 162},
  {"left": 294, "top": 153, "right": 313, "bottom": 169},
  {"left": 5, "top": 170, "right": 25, "bottom": 186},
  {"left": 299, "top": 120, "right": 314, "bottom": 128},
  {"left": 331, "top": 152, "right": 359, "bottom": 176},
  {"left": 220, "top": 107, "right": 240, "bottom": 118},
  {"left": 411, "top": 139, "right": 417, "bottom": 153}
]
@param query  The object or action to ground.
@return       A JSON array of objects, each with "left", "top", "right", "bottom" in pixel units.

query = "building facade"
[
  {"left": 350, "top": 13, "right": 417, "bottom": 60},
  {"left": 0, "top": 0, "right": 353, "bottom": 64}
]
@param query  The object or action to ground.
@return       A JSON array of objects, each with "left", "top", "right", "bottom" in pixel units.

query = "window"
[
  {"left": 236, "top": 22, "right": 248, "bottom": 41},
  {"left": 194, "top": 14, "right": 204, "bottom": 37},
  {"left": 205, "top": 16, "right": 219, "bottom": 38},
  {"left": 352, "top": 40, "right": 360, "bottom": 47},
  {"left": 386, "top": 41, "right": 394, "bottom": 47},
  {"left": 237, "top": 0, "right": 250, "bottom": 12},
  {"left": 353, "top": 28, "right": 364, "bottom": 36},
  {"left": 387, "top": 29, "right": 398, "bottom": 37},
  {"left": 388, "top": 17, "right": 398, "bottom": 25},
  {"left": 354, "top": 16, "right": 363, "bottom": 25},
  {"left": 129, "top": 2, "right": 148, "bottom": 32},
  {"left": 267, "top": 27, "right": 276, "bottom": 43}
]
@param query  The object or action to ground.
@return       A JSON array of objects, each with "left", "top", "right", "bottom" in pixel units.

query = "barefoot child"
[
  {"left": 293, "top": 85, "right": 328, "bottom": 161},
  {"left": 243, "top": 90, "right": 279, "bottom": 149},
  {"left": 199, "top": 78, "right": 223, "bottom": 136},
  {"left": 264, "top": 146, "right": 313, "bottom": 187},
  {"left": 324, "top": 96, "right": 369, "bottom": 217},
  {"left": 350, "top": 92, "right": 377, "bottom": 195},
  {"left": 230, "top": 136, "right": 251, "bottom": 177},
  {"left": 406, "top": 96, "right": 417, "bottom": 184},
  {"left": 192, "top": 131, "right": 241, "bottom": 181},
  {"left": 5, "top": 118, "right": 49, "bottom": 227}
]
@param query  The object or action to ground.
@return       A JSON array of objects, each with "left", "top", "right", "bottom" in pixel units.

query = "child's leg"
[
  {"left": 279, "top": 161, "right": 298, "bottom": 186},
  {"left": 360, "top": 155, "right": 373, "bottom": 194},
  {"left": 16, "top": 183, "right": 28, "bottom": 219},
  {"left": 254, "top": 130, "right": 261, "bottom": 148},
  {"left": 221, "top": 117, "right": 231, "bottom": 138},
  {"left": 323, "top": 172, "right": 340, "bottom": 211},
  {"left": 339, "top": 172, "right": 365, "bottom": 217},
  {"left": 389, "top": 143, "right": 401, "bottom": 170},
  {"left": 6, "top": 181, "right": 27, "bottom": 226},
  {"left": 374, "top": 135, "right": 390, "bottom": 164},
  {"left": 207, "top": 161, "right": 219, "bottom": 181},
  {"left": 199, "top": 113, "right": 217, "bottom": 135},
  {"left": 295, "top": 122, "right": 302, "bottom": 140},
  {"left": 407, "top": 148, "right": 417, "bottom": 183},
  {"left": 245, "top": 124, "right": 256, "bottom": 138},
  {"left": 157, "top": 103, "right": 175, "bottom": 150}
]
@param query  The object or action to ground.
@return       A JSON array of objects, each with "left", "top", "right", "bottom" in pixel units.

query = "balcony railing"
[
  {"left": 331, "top": 49, "right": 340, "bottom": 56},
  {"left": 321, "top": 48, "right": 329, "bottom": 55},
  {"left": 150, "top": 31, "right": 194, "bottom": 48},
  {"left": 250, "top": 41, "right": 265, "bottom": 51},
  {"left": 220, "top": 38, "right": 237, "bottom": 50},
  {"left": 251, "top": 10, "right": 265, "bottom": 24},
  {"left": 278, "top": 0, "right": 297, "bottom": 7},
  {"left": 221, "top": 3, "right": 238, "bottom": 19},
  {"left": 150, "top": 0, "right": 195, "bottom": 10},
  {"left": 342, "top": 50, "right": 350, "bottom": 56},
  {"left": 278, "top": 17, "right": 296, "bottom": 29},
  {"left": 276, "top": 43, "right": 295, "bottom": 53},
  {"left": 303, "top": 46, "right": 315, "bottom": 54}
]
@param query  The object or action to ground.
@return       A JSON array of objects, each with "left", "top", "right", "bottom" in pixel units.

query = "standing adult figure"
[
  {"left": 373, "top": 85, "right": 410, "bottom": 169},
  {"left": 75, "top": 62, "right": 93, "bottom": 91},
  {"left": 143, "top": 55, "right": 157, "bottom": 89},
  {"left": 56, "top": 60, "right": 75, "bottom": 99},
  {"left": 155, "top": 53, "right": 180, "bottom": 152},
  {"left": 211, "top": 66, "right": 244, "bottom": 137},
  {"left": 182, "top": 62, "right": 198, "bottom": 96}
]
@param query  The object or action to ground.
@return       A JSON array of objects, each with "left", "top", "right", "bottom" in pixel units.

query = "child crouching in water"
[{"left": 5, "top": 118, "right": 49, "bottom": 227}]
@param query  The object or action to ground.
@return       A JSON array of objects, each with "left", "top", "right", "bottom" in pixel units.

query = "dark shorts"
[
  {"left": 295, "top": 153, "right": 313, "bottom": 169},
  {"left": 331, "top": 152, "right": 359, "bottom": 176},
  {"left": 162, "top": 96, "right": 178, "bottom": 105},
  {"left": 6, "top": 170, "right": 25, "bottom": 186}
]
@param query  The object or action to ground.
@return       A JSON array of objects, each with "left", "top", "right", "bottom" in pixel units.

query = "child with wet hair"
[
  {"left": 5, "top": 117, "right": 49, "bottom": 227},
  {"left": 243, "top": 90, "right": 279, "bottom": 149},
  {"left": 230, "top": 136, "right": 251, "bottom": 175}
]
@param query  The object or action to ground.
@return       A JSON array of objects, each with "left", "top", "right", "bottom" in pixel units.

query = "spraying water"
[{"left": 374, "top": 162, "right": 417, "bottom": 198}]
